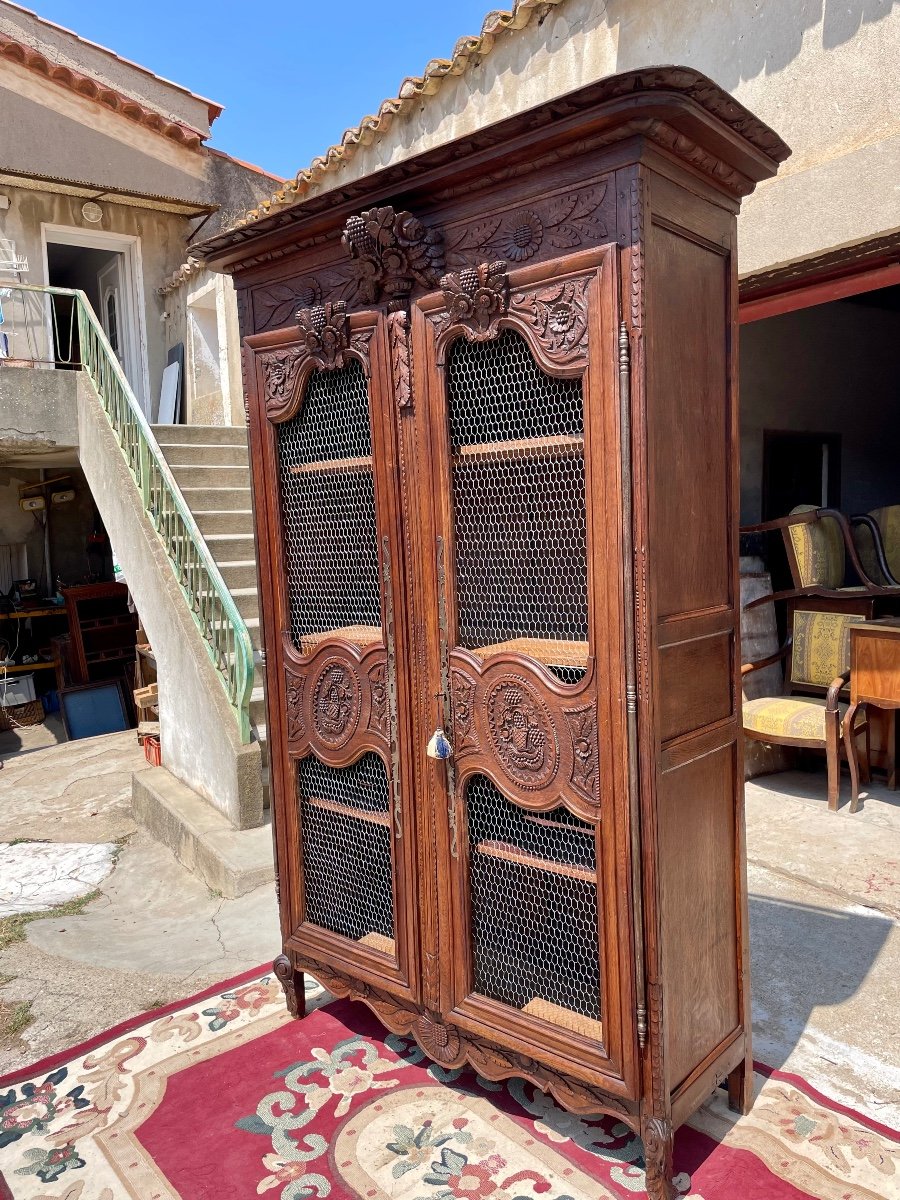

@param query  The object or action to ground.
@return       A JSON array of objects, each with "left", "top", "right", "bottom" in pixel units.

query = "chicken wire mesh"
[
  {"left": 466, "top": 775, "right": 601, "bottom": 1033},
  {"left": 276, "top": 361, "right": 381, "bottom": 652},
  {"left": 446, "top": 330, "right": 588, "bottom": 682},
  {"left": 299, "top": 752, "right": 395, "bottom": 948}
]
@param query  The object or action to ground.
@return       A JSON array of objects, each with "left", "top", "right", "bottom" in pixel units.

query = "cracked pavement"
[{"left": 0, "top": 727, "right": 279, "bottom": 1076}]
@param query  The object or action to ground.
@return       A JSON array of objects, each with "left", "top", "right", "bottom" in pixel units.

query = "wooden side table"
[{"left": 850, "top": 618, "right": 900, "bottom": 795}]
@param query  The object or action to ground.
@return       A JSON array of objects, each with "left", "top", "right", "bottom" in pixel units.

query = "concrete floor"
[
  {"left": 0, "top": 726, "right": 280, "bottom": 1077},
  {"left": 0, "top": 724, "right": 897, "bottom": 1132}
]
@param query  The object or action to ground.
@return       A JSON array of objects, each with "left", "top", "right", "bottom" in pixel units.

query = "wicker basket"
[{"left": 0, "top": 699, "right": 45, "bottom": 730}]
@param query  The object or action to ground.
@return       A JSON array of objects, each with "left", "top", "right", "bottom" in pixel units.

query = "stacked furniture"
[{"left": 202, "top": 68, "right": 788, "bottom": 1200}]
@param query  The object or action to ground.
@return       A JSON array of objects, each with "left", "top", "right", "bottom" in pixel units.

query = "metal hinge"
[{"left": 637, "top": 1001, "right": 647, "bottom": 1049}]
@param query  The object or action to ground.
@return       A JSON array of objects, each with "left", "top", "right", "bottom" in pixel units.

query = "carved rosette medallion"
[
  {"left": 513, "top": 277, "right": 591, "bottom": 368},
  {"left": 435, "top": 260, "right": 510, "bottom": 343},
  {"left": 368, "top": 662, "right": 388, "bottom": 737},
  {"left": 485, "top": 676, "right": 558, "bottom": 789},
  {"left": 285, "top": 672, "right": 306, "bottom": 742},
  {"left": 563, "top": 704, "right": 599, "bottom": 799},
  {"left": 415, "top": 1013, "right": 462, "bottom": 1064},
  {"left": 342, "top": 206, "right": 444, "bottom": 305},
  {"left": 311, "top": 659, "right": 360, "bottom": 747}
]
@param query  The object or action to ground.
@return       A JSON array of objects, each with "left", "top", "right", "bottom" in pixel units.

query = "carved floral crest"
[
  {"left": 296, "top": 301, "right": 352, "bottom": 370},
  {"left": 342, "top": 206, "right": 444, "bottom": 305},
  {"left": 437, "top": 260, "right": 510, "bottom": 343},
  {"left": 260, "top": 301, "right": 372, "bottom": 422}
]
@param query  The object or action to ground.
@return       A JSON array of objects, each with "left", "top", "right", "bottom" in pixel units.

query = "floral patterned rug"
[{"left": 0, "top": 965, "right": 897, "bottom": 1200}]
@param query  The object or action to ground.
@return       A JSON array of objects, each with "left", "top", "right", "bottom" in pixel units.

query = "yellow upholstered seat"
[{"left": 742, "top": 695, "right": 849, "bottom": 742}]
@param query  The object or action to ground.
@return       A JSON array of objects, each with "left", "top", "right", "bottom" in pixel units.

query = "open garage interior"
[{"left": 739, "top": 276, "right": 900, "bottom": 806}]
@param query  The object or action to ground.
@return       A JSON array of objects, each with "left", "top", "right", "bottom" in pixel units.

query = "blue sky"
[{"left": 29, "top": 1, "right": 496, "bottom": 179}]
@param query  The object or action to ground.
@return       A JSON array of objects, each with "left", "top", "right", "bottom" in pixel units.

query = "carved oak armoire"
[{"left": 200, "top": 68, "right": 787, "bottom": 1200}]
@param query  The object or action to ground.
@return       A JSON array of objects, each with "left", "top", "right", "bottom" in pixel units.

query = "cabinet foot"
[
  {"left": 728, "top": 1059, "right": 754, "bottom": 1115},
  {"left": 641, "top": 1116, "right": 676, "bottom": 1200},
  {"left": 273, "top": 953, "right": 305, "bottom": 1019}
]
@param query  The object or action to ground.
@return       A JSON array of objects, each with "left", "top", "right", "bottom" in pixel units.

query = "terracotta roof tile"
[{"left": 230, "top": 0, "right": 566, "bottom": 231}]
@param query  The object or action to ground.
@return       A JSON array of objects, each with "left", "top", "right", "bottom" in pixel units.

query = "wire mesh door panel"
[
  {"left": 466, "top": 774, "right": 602, "bottom": 1039},
  {"left": 447, "top": 330, "right": 589, "bottom": 685},
  {"left": 422, "top": 278, "right": 619, "bottom": 1064},
  {"left": 277, "top": 360, "right": 381, "bottom": 656},
  {"left": 272, "top": 352, "right": 403, "bottom": 975}
]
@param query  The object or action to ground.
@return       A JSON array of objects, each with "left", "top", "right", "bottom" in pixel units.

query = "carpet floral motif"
[{"left": 0, "top": 968, "right": 897, "bottom": 1200}]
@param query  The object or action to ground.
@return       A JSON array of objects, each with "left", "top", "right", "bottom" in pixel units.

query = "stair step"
[
  {"left": 193, "top": 510, "right": 254, "bottom": 536},
  {"left": 205, "top": 534, "right": 256, "bottom": 564},
  {"left": 218, "top": 559, "right": 258, "bottom": 590},
  {"left": 179, "top": 487, "right": 252, "bottom": 511},
  {"left": 171, "top": 464, "right": 251, "bottom": 489},
  {"left": 250, "top": 685, "right": 266, "bottom": 726},
  {"left": 162, "top": 443, "right": 249, "bottom": 467},
  {"left": 231, "top": 586, "right": 259, "bottom": 621},
  {"left": 153, "top": 424, "right": 248, "bottom": 446},
  {"left": 243, "top": 615, "right": 262, "bottom": 650}
]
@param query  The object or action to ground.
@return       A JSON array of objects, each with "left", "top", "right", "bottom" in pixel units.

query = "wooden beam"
[{"left": 740, "top": 262, "right": 900, "bottom": 323}]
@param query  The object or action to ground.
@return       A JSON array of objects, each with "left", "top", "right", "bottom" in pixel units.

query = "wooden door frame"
[
  {"left": 408, "top": 245, "right": 637, "bottom": 1097},
  {"left": 41, "top": 223, "right": 150, "bottom": 411},
  {"left": 739, "top": 243, "right": 900, "bottom": 325}
]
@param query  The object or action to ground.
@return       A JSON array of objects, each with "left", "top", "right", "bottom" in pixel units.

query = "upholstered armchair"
[
  {"left": 742, "top": 504, "right": 900, "bottom": 610},
  {"left": 742, "top": 608, "right": 869, "bottom": 812},
  {"left": 850, "top": 506, "right": 900, "bottom": 588}
]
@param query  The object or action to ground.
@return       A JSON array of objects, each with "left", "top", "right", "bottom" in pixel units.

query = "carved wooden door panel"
[
  {"left": 246, "top": 304, "right": 419, "bottom": 1005},
  {"left": 409, "top": 247, "right": 639, "bottom": 1094}
]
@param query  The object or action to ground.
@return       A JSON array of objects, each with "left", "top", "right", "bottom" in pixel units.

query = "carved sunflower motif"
[
  {"left": 501, "top": 209, "right": 544, "bottom": 261},
  {"left": 416, "top": 1013, "right": 462, "bottom": 1064}
]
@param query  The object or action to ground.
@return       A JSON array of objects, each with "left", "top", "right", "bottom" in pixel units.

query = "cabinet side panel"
[
  {"left": 647, "top": 227, "right": 730, "bottom": 620},
  {"left": 644, "top": 193, "right": 743, "bottom": 1094},
  {"left": 658, "top": 745, "right": 739, "bottom": 1088}
]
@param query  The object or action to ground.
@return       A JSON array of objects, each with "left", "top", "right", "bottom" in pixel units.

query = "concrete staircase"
[{"left": 152, "top": 423, "right": 267, "bottom": 796}]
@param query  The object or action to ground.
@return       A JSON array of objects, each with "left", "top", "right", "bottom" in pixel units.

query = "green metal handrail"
[{"left": 7, "top": 284, "right": 255, "bottom": 743}]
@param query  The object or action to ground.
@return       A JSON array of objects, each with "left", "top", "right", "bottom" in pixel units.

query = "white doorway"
[{"left": 42, "top": 226, "right": 150, "bottom": 413}]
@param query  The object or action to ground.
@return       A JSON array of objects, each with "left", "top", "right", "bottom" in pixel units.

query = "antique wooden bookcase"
[{"left": 201, "top": 67, "right": 787, "bottom": 1199}]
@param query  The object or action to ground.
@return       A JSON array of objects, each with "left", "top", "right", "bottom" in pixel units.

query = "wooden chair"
[
  {"left": 742, "top": 504, "right": 900, "bottom": 610},
  {"left": 850, "top": 505, "right": 900, "bottom": 587},
  {"left": 742, "top": 607, "right": 870, "bottom": 812}
]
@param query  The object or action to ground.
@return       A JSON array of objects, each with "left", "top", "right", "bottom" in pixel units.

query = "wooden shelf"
[
  {"left": 522, "top": 996, "right": 603, "bottom": 1040},
  {"left": 0, "top": 608, "right": 65, "bottom": 621},
  {"left": 0, "top": 660, "right": 58, "bottom": 675},
  {"left": 300, "top": 625, "right": 381, "bottom": 653},
  {"left": 85, "top": 648, "right": 135, "bottom": 664},
  {"left": 455, "top": 434, "right": 583, "bottom": 461},
  {"left": 476, "top": 840, "right": 595, "bottom": 883},
  {"left": 290, "top": 455, "right": 372, "bottom": 475},
  {"left": 305, "top": 794, "right": 391, "bottom": 828},
  {"left": 80, "top": 615, "right": 134, "bottom": 631},
  {"left": 523, "top": 811, "right": 596, "bottom": 833},
  {"left": 470, "top": 638, "right": 588, "bottom": 669}
]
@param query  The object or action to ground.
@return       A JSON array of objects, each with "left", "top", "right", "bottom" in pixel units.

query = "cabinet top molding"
[{"left": 197, "top": 66, "right": 789, "bottom": 273}]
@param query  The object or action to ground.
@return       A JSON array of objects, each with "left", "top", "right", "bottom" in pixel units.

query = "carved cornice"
[
  {"left": 198, "top": 64, "right": 787, "bottom": 260},
  {"left": 259, "top": 301, "right": 372, "bottom": 422},
  {"left": 294, "top": 953, "right": 637, "bottom": 1125},
  {"left": 342, "top": 206, "right": 444, "bottom": 305}
]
